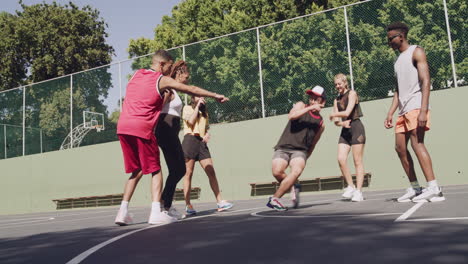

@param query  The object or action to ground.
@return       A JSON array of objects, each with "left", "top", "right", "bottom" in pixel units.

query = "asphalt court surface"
[{"left": 1, "top": 185, "right": 468, "bottom": 264}]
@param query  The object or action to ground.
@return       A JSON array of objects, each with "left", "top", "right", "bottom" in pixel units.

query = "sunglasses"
[{"left": 388, "top": 33, "right": 401, "bottom": 42}]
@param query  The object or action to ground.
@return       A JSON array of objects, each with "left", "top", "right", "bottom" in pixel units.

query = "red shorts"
[{"left": 118, "top": 134, "right": 161, "bottom": 175}]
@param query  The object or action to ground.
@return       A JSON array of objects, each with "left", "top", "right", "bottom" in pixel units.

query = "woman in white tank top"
[{"left": 154, "top": 60, "right": 188, "bottom": 218}]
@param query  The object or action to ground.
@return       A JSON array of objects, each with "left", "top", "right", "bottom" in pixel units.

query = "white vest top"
[
  {"left": 161, "top": 90, "right": 183, "bottom": 117},
  {"left": 394, "top": 45, "right": 428, "bottom": 116}
]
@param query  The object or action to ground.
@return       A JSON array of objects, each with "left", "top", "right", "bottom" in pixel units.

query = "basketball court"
[{"left": 1, "top": 184, "right": 467, "bottom": 264}]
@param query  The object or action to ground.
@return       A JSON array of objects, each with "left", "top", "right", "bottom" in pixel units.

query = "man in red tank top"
[{"left": 115, "top": 50, "right": 229, "bottom": 226}]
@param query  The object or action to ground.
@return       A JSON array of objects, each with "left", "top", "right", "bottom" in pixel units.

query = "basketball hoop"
[{"left": 93, "top": 124, "right": 104, "bottom": 132}]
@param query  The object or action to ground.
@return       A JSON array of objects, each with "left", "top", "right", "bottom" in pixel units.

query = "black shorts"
[
  {"left": 339, "top": 119, "right": 366, "bottom": 145},
  {"left": 182, "top": 134, "right": 211, "bottom": 161}
]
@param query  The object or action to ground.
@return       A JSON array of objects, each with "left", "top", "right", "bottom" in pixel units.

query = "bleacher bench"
[
  {"left": 52, "top": 187, "right": 201, "bottom": 210},
  {"left": 174, "top": 187, "right": 201, "bottom": 201},
  {"left": 249, "top": 173, "right": 372, "bottom": 196}
]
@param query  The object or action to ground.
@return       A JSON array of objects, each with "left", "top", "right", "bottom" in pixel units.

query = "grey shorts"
[{"left": 272, "top": 149, "right": 307, "bottom": 163}]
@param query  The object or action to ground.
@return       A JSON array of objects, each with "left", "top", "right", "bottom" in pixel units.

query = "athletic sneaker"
[
  {"left": 397, "top": 187, "right": 423, "bottom": 202},
  {"left": 351, "top": 190, "right": 364, "bottom": 202},
  {"left": 267, "top": 197, "right": 288, "bottom": 211},
  {"left": 166, "top": 207, "right": 183, "bottom": 220},
  {"left": 342, "top": 185, "right": 356, "bottom": 199},
  {"left": 185, "top": 205, "right": 197, "bottom": 216},
  {"left": 148, "top": 211, "right": 178, "bottom": 225},
  {"left": 412, "top": 186, "right": 446, "bottom": 203},
  {"left": 114, "top": 211, "right": 134, "bottom": 226},
  {"left": 291, "top": 184, "right": 301, "bottom": 209},
  {"left": 217, "top": 200, "right": 234, "bottom": 212}
]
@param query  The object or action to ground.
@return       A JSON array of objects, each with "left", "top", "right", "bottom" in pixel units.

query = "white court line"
[
  {"left": 66, "top": 224, "right": 161, "bottom": 264},
  {"left": 0, "top": 214, "right": 116, "bottom": 230},
  {"left": 65, "top": 207, "right": 259, "bottom": 264},
  {"left": 0, "top": 217, "right": 51, "bottom": 224},
  {"left": 251, "top": 212, "right": 401, "bottom": 218},
  {"left": 404, "top": 217, "right": 468, "bottom": 222},
  {"left": 394, "top": 202, "right": 425, "bottom": 222}
]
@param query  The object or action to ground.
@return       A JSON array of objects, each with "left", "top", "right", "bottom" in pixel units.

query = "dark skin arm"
[{"left": 413, "top": 47, "right": 431, "bottom": 127}]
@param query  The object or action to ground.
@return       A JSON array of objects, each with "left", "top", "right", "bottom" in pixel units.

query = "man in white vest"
[{"left": 384, "top": 22, "right": 445, "bottom": 203}]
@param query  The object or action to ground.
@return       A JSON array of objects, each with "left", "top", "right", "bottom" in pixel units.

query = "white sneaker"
[
  {"left": 412, "top": 186, "right": 445, "bottom": 203},
  {"left": 342, "top": 185, "right": 355, "bottom": 199},
  {"left": 351, "top": 190, "right": 364, "bottom": 202},
  {"left": 114, "top": 211, "right": 134, "bottom": 226},
  {"left": 148, "top": 211, "right": 178, "bottom": 225},
  {"left": 397, "top": 187, "right": 423, "bottom": 202},
  {"left": 291, "top": 184, "right": 301, "bottom": 209},
  {"left": 217, "top": 200, "right": 234, "bottom": 212},
  {"left": 166, "top": 207, "right": 183, "bottom": 220}
]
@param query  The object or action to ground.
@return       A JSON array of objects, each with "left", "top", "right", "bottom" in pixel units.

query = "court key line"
[{"left": 394, "top": 202, "right": 424, "bottom": 222}]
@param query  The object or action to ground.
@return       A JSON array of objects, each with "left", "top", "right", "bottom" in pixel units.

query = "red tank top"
[{"left": 117, "top": 69, "right": 164, "bottom": 139}]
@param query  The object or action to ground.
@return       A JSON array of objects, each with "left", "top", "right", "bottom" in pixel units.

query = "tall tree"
[
  {"left": 0, "top": 1, "right": 115, "bottom": 156},
  {"left": 0, "top": 1, "right": 114, "bottom": 90}
]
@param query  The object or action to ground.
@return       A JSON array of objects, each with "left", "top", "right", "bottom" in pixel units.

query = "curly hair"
[{"left": 169, "top": 60, "right": 188, "bottom": 79}]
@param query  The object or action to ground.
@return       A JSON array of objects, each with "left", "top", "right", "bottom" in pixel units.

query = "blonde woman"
[
  {"left": 329, "top": 74, "right": 366, "bottom": 202},
  {"left": 182, "top": 96, "right": 233, "bottom": 215}
]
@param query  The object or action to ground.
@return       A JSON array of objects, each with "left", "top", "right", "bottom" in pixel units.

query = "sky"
[{"left": 0, "top": 0, "right": 184, "bottom": 62}]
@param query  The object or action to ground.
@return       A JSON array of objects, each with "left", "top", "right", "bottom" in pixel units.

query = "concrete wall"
[{"left": 1, "top": 86, "right": 467, "bottom": 215}]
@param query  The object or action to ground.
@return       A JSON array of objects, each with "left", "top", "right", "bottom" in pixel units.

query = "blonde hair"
[{"left": 334, "top": 73, "right": 349, "bottom": 89}]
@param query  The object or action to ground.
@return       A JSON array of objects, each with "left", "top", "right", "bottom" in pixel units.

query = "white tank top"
[
  {"left": 394, "top": 45, "right": 428, "bottom": 116},
  {"left": 161, "top": 90, "right": 183, "bottom": 117}
]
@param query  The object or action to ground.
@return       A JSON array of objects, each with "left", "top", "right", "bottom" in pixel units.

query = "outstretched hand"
[{"left": 215, "top": 94, "right": 229, "bottom": 103}]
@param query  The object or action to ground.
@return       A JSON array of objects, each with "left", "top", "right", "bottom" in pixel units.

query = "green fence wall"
[{"left": 1, "top": 86, "right": 467, "bottom": 215}]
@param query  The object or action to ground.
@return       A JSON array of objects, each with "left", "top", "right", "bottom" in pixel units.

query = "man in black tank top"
[{"left": 267, "top": 86, "right": 326, "bottom": 211}]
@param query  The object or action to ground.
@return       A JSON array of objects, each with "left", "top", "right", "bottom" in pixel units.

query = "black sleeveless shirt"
[
  {"left": 337, "top": 90, "right": 363, "bottom": 121},
  {"left": 274, "top": 109, "right": 323, "bottom": 152}
]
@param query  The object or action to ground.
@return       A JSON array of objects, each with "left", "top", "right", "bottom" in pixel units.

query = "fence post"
[
  {"left": 40, "top": 128, "right": 43, "bottom": 153},
  {"left": 443, "top": 0, "right": 458, "bottom": 88},
  {"left": 70, "top": 75, "right": 73, "bottom": 149},
  {"left": 4, "top": 125, "right": 7, "bottom": 159},
  {"left": 256, "top": 27, "right": 266, "bottom": 118},
  {"left": 344, "top": 6, "right": 355, "bottom": 90},
  {"left": 22, "top": 86, "right": 25, "bottom": 156},
  {"left": 183, "top": 45, "right": 188, "bottom": 105},
  {"left": 119, "top": 62, "right": 123, "bottom": 110}
]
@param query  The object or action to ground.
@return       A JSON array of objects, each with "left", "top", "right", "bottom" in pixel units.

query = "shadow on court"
[
  {"left": 85, "top": 208, "right": 467, "bottom": 264},
  {"left": 1, "top": 188, "right": 468, "bottom": 264}
]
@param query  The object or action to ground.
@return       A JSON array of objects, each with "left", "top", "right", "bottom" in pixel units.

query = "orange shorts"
[{"left": 395, "top": 109, "right": 431, "bottom": 134}]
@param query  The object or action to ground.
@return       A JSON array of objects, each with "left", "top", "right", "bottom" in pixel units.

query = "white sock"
[
  {"left": 427, "top": 180, "right": 439, "bottom": 189},
  {"left": 410, "top": 181, "right": 420, "bottom": 190},
  {"left": 151, "top": 202, "right": 161, "bottom": 214},
  {"left": 119, "top": 201, "right": 129, "bottom": 213}
]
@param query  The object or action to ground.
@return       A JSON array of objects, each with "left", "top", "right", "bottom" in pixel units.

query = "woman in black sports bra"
[{"left": 329, "top": 73, "right": 366, "bottom": 202}]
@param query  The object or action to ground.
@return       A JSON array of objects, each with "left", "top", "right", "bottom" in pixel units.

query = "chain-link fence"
[{"left": 0, "top": 0, "right": 465, "bottom": 160}]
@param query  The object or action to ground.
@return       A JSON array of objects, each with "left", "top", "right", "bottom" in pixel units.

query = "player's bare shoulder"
[{"left": 292, "top": 101, "right": 306, "bottom": 109}]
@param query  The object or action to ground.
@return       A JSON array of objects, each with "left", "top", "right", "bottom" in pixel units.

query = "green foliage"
[
  {"left": 128, "top": 0, "right": 466, "bottom": 123},
  {"left": 0, "top": 1, "right": 115, "bottom": 154}
]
